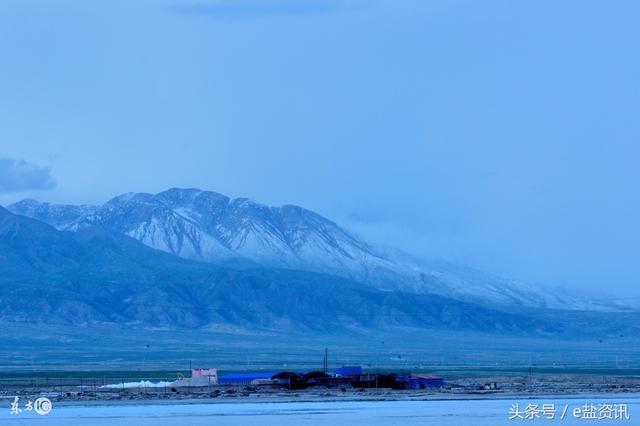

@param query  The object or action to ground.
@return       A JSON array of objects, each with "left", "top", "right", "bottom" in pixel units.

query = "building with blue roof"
[{"left": 218, "top": 372, "right": 279, "bottom": 385}]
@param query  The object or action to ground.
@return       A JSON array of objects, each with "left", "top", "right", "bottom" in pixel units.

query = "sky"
[{"left": 0, "top": 0, "right": 638, "bottom": 296}]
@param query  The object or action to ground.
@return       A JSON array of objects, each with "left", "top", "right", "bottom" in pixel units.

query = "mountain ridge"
[{"left": 7, "top": 188, "right": 630, "bottom": 312}]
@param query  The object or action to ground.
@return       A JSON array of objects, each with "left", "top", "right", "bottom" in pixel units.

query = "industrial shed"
[
  {"left": 407, "top": 374, "right": 444, "bottom": 389},
  {"left": 334, "top": 366, "right": 362, "bottom": 377},
  {"left": 272, "top": 372, "right": 306, "bottom": 390},
  {"left": 352, "top": 373, "right": 407, "bottom": 389},
  {"left": 302, "top": 371, "right": 331, "bottom": 387}
]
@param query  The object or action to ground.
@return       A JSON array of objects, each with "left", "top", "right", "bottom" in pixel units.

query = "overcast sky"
[{"left": 1, "top": 0, "right": 638, "bottom": 296}]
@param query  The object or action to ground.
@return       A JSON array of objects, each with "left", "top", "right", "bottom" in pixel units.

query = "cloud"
[
  {"left": 172, "top": 0, "right": 357, "bottom": 19},
  {"left": 0, "top": 158, "right": 56, "bottom": 194}
]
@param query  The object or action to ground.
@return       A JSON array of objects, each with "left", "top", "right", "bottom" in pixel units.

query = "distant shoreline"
[{"left": 3, "top": 380, "right": 640, "bottom": 407}]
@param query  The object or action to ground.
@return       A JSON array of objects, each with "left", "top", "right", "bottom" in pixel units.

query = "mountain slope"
[
  {"left": 1, "top": 207, "right": 562, "bottom": 334},
  {"left": 6, "top": 189, "right": 612, "bottom": 311},
  {"left": 9, "top": 189, "right": 408, "bottom": 284}
]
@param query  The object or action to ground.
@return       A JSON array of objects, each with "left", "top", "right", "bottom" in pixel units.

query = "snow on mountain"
[
  {"left": 8, "top": 199, "right": 97, "bottom": 231},
  {"left": 9, "top": 189, "right": 401, "bottom": 277},
  {"left": 5, "top": 188, "right": 615, "bottom": 311}
]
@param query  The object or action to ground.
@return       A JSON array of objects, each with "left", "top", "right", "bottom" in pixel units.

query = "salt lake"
[{"left": 2, "top": 396, "right": 638, "bottom": 425}]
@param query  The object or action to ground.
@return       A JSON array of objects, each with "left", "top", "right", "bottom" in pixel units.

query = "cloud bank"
[{"left": 0, "top": 158, "right": 56, "bottom": 194}]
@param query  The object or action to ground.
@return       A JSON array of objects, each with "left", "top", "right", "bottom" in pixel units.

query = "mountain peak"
[
  {"left": 7, "top": 188, "right": 378, "bottom": 274},
  {"left": 8, "top": 198, "right": 43, "bottom": 208},
  {"left": 106, "top": 192, "right": 153, "bottom": 205},
  {"left": 157, "top": 188, "right": 230, "bottom": 207},
  {"left": 157, "top": 187, "right": 203, "bottom": 200}
]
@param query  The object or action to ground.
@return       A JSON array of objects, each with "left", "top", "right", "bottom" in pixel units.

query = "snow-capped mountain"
[
  {"left": 9, "top": 189, "right": 405, "bottom": 278},
  {"left": 6, "top": 188, "right": 617, "bottom": 311}
]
